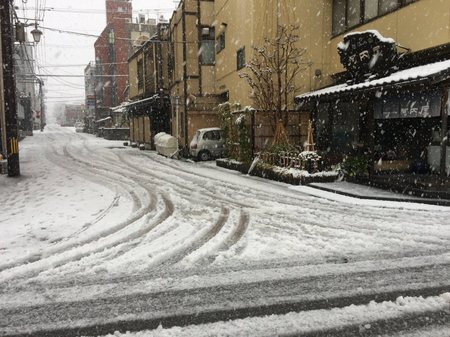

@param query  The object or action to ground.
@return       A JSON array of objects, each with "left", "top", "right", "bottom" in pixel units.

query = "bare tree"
[{"left": 240, "top": 25, "right": 306, "bottom": 142}]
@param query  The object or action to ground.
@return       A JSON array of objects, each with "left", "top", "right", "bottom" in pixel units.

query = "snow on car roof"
[{"left": 198, "top": 127, "right": 222, "bottom": 132}]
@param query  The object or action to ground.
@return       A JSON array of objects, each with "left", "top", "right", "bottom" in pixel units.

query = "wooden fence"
[{"left": 259, "top": 151, "right": 320, "bottom": 172}]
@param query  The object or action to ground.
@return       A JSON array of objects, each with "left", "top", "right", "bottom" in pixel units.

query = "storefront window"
[{"left": 332, "top": 102, "right": 360, "bottom": 154}]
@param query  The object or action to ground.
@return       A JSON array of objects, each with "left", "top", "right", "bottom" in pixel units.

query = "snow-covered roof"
[
  {"left": 111, "top": 102, "right": 130, "bottom": 113},
  {"left": 95, "top": 116, "right": 112, "bottom": 123},
  {"left": 127, "top": 94, "right": 159, "bottom": 108},
  {"left": 296, "top": 59, "right": 450, "bottom": 102},
  {"left": 344, "top": 29, "right": 396, "bottom": 44}
]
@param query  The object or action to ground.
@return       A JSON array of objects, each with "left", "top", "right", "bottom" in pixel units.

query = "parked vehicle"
[{"left": 190, "top": 128, "right": 224, "bottom": 161}]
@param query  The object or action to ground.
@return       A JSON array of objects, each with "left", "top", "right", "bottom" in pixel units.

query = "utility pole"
[
  {"left": 38, "top": 78, "right": 45, "bottom": 131},
  {"left": 0, "top": 26, "right": 7, "bottom": 159},
  {"left": 1, "top": 0, "right": 20, "bottom": 176}
]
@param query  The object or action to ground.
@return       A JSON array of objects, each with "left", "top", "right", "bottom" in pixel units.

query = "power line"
[
  {"left": 39, "top": 26, "right": 195, "bottom": 44},
  {"left": 40, "top": 62, "right": 129, "bottom": 67},
  {"left": 23, "top": 7, "right": 176, "bottom": 15},
  {"left": 21, "top": 74, "right": 129, "bottom": 78}
]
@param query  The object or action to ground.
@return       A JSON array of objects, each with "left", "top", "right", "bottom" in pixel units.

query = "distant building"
[
  {"left": 84, "top": 62, "right": 97, "bottom": 132},
  {"left": 93, "top": 0, "right": 157, "bottom": 120},
  {"left": 59, "top": 104, "right": 85, "bottom": 127}
]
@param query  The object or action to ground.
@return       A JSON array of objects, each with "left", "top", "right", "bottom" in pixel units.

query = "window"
[
  {"left": 332, "top": 0, "right": 416, "bottom": 35},
  {"left": 237, "top": 47, "right": 245, "bottom": 70},
  {"left": 216, "top": 32, "right": 225, "bottom": 54},
  {"left": 364, "top": 0, "right": 378, "bottom": 21},
  {"left": 200, "top": 27, "right": 215, "bottom": 65},
  {"left": 332, "top": 0, "right": 347, "bottom": 35},
  {"left": 346, "top": 0, "right": 361, "bottom": 28},
  {"left": 203, "top": 130, "right": 221, "bottom": 141},
  {"left": 137, "top": 59, "right": 143, "bottom": 89},
  {"left": 379, "top": 0, "right": 399, "bottom": 15}
]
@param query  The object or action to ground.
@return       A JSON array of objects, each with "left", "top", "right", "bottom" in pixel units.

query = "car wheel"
[{"left": 198, "top": 150, "right": 211, "bottom": 161}]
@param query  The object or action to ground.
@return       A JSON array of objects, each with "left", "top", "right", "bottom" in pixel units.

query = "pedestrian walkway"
[{"left": 308, "top": 181, "right": 450, "bottom": 206}]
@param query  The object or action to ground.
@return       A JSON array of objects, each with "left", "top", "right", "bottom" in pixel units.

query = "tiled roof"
[{"left": 296, "top": 59, "right": 450, "bottom": 102}]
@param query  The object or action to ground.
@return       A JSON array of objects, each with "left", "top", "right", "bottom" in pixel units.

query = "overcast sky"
[{"left": 17, "top": 0, "right": 179, "bottom": 116}]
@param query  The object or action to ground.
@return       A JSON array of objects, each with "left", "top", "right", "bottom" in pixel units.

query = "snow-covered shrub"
[{"left": 341, "top": 155, "right": 369, "bottom": 177}]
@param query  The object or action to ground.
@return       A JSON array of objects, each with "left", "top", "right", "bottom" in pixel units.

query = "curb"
[{"left": 307, "top": 184, "right": 450, "bottom": 207}]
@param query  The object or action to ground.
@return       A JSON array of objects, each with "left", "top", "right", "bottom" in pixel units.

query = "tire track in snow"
[
  {"left": 149, "top": 207, "right": 231, "bottom": 269},
  {"left": 116, "top": 151, "right": 253, "bottom": 209},
  {"left": 0, "top": 140, "right": 145, "bottom": 273},
  {"left": 0, "top": 193, "right": 173, "bottom": 282},
  {"left": 197, "top": 210, "right": 251, "bottom": 265},
  {"left": 80, "top": 142, "right": 450, "bottom": 271},
  {"left": 46, "top": 193, "right": 176, "bottom": 276},
  {"left": 0, "top": 135, "right": 162, "bottom": 278},
  {"left": 62, "top": 137, "right": 241, "bottom": 272}
]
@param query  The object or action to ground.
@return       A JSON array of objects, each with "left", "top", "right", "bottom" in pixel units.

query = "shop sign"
[
  {"left": 338, "top": 31, "right": 398, "bottom": 83},
  {"left": 375, "top": 91, "right": 441, "bottom": 119}
]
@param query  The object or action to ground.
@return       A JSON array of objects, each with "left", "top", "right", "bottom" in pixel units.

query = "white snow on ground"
[
  {"left": 2, "top": 125, "right": 450, "bottom": 336},
  {"left": 93, "top": 293, "right": 450, "bottom": 337},
  {"left": 2, "top": 125, "right": 450, "bottom": 283},
  {"left": 0, "top": 127, "right": 134, "bottom": 266}
]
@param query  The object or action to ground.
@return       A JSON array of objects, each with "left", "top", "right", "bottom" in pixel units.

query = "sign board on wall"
[
  {"left": 337, "top": 30, "right": 398, "bottom": 84},
  {"left": 374, "top": 90, "right": 442, "bottom": 119}
]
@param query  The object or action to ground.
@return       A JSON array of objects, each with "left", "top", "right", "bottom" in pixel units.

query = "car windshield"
[{"left": 1, "top": 1, "right": 450, "bottom": 337}]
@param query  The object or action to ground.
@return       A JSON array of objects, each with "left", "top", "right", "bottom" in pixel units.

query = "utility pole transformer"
[{"left": 1, "top": 0, "right": 20, "bottom": 176}]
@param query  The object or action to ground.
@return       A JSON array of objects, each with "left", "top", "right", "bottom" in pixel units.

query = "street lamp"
[
  {"left": 15, "top": 22, "right": 43, "bottom": 44},
  {"left": 30, "top": 24, "right": 43, "bottom": 44}
]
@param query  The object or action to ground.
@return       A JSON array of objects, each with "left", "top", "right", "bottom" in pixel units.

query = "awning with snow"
[
  {"left": 95, "top": 116, "right": 112, "bottom": 123},
  {"left": 111, "top": 103, "right": 130, "bottom": 113},
  {"left": 296, "top": 59, "right": 450, "bottom": 105},
  {"left": 126, "top": 94, "right": 162, "bottom": 116}
]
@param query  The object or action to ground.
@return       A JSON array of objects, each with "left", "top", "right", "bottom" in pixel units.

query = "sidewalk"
[{"left": 308, "top": 181, "right": 450, "bottom": 206}]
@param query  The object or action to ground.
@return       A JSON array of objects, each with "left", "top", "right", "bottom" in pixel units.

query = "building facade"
[
  {"left": 294, "top": 0, "right": 450, "bottom": 177},
  {"left": 14, "top": 43, "right": 38, "bottom": 136},
  {"left": 127, "top": 23, "right": 171, "bottom": 148},
  {"left": 121, "top": 0, "right": 449, "bottom": 175},
  {"left": 168, "top": 0, "right": 224, "bottom": 149},
  {"left": 94, "top": 0, "right": 133, "bottom": 114}
]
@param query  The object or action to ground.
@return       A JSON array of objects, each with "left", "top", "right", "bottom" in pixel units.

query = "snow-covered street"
[{"left": 1, "top": 125, "right": 450, "bottom": 336}]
